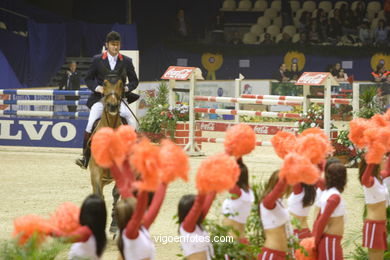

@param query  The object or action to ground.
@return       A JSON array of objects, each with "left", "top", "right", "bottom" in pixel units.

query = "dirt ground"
[{"left": 0, "top": 127, "right": 364, "bottom": 259}]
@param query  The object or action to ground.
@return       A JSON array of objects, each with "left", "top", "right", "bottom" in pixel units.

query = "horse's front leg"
[
  {"left": 89, "top": 160, "right": 104, "bottom": 199},
  {"left": 110, "top": 185, "right": 120, "bottom": 234}
]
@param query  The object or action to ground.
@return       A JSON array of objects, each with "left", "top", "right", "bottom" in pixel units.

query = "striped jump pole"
[
  {"left": 0, "top": 100, "right": 88, "bottom": 106},
  {"left": 194, "top": 137, "right": 272, "bottom": 146},
  {"left": 194, "top": 96, "right": 302, "bottom": 106},
  {"left": 0, "top": 89, "right": 92, "bottom": 96},
  {"left": 194, "top": 108, "right": 302, "bottom": 119},
  {"left": 0, "top": 110, "right": 89, "bottom": 118},
  {"left": 240, "top": 94, "right": 352, "bottom": 105}
]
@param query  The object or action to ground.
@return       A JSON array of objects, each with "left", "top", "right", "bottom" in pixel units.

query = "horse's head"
[{"left": 103, "top": 73, "right": 124, "bottom": 115}]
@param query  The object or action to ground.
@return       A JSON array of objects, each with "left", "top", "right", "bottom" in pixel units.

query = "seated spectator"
[
  {"left": 373, "top": 19, "right": 389, "bottom": 46},
  {"left": 173, "top": 9, "right": 190, "bottom": 38},
  {"left": 279, "top": 32, "right": 292, "bottom": 44},
  {"left": 277, "top": 63, "right": 290, "bottom": 82},
  {"left": 288, "top": 63, "right": 301, "bottom": 81},
  {"left": 308, "top": 20, "right": 320, "bottom": 44},
  {"left": 327, "top": 17, "right": 342, "bottom": 44},
  {"left": 330, "top": 62, "right": 342, "bottom": 77},
  {"left": 372, "top": 63, "right": 390, "bottom": 82},
  {"left": 354, "top": 1, "right": 366, "bottom": 26},
  {"left": 261, "top": 33, "right": 274, "bottom": 44},
  {"left": 229, "top": 31, "right": 243, "bottom": 45},
  {"left": 298, "top": 32, "right": 309, "bottom": 45},
  {"left": 359, "top": 21, "right": 373, "bottom": 45},
  {"left": 335, "top": 68, "right": 348, "bottom": 82},
  {"left": 298, "top": 11, "right": 311, "bottom": 34},
  {"left": 318, "top": 11, "right": 329, "bottom": 42},
  {"left": 342, "top": 9, "right": 358, "bottom": 36}
]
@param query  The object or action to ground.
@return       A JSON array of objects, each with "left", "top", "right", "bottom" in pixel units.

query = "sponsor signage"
[
  {"left": 0, "top": 117, "right": 86, "bottom": 148},
  {"left": 296, "top": 72, "right": 330, "bottom": 86},
  {"left": 161, "top": 66, "right": 195, "bottom": 80},
  {"left": 196, "top": 121, "right": 296, "bottom": 135}
]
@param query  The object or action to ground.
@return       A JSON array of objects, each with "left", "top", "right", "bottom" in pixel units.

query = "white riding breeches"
[{"left": 85, "top": 100, "right": 136, "bottom": 133}]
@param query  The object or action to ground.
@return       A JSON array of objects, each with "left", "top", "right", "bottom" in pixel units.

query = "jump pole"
[{"left": 234, "top": 74, "right": 244, "bottom": 123}]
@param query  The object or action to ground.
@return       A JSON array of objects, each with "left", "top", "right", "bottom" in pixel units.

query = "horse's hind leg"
[
  {"left": 89, "top": 163, "right": 104, "bottom": 199},
  {"left": 109, "top": 186, "right": 120, "bottom": 233}
]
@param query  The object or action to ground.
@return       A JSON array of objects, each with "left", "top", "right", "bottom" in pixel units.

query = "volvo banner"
[{"left": 0, "top": 117, "right": 86, "bottom": 148}]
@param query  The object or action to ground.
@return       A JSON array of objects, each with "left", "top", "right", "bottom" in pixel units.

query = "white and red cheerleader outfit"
[
  {"left": 361, "top": 164, "right": 389, "bottom": 250},
  {"left": 221, "top": 185, "right": 254, "bottom": 225},
  {"left": 313, "top": 187, "right": 345, "bottom": 260},
  {"left": 66, "top": 226, "right": 100, "bottom": 260},
  {"left": 258, "top": 178, "right": 289, "bottom": 260},
  {"left": 180, "top": 192, "right": 216, "bottom": 260},
  {"left": 287, "top": 183, "right": 313, "bottom": 240}
]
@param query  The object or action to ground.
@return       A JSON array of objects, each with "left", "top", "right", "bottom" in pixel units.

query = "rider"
[{"left": 76, "top": 31, "right": 139, "bottom": 169}]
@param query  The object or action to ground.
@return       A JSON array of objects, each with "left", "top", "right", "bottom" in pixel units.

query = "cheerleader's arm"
[
  {"left": 182, "top": 194, "right": 206, "bottom": 233},
  {"left": 262, "top": 178, "right": 287, "bottom": 210},
  {"left": 125, "top": 190, "right": 149, "bottom": 239},
  {"left": 361, "top": 164, "right": 375, "bottom": 188},
  {"left": 143, "top": 183, "right": 167, "bottom": 230}
]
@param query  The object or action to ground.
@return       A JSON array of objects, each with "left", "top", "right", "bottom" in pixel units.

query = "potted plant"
[
  {"left": 139, "top": 82, "right": 199, "bottom": 144},
  {"left": 331, "top": 129, "right": 358, "bottom": 166},
  {"left": 297, "top": 104, "right": 336, "bottom": 133}
]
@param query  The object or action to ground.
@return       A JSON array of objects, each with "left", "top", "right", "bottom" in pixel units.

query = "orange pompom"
[
  {"left": 116, "top": 125, "right": 137, "bottom": 155},
  {"left": 91, "top": 127, "right": 116, "bottom": 168},
  {"left": 295, "top": 134, "right": 328, "bottom": 164},
  {"left": 349, "top": 118, "right": 370, "bottom": 148},
  {"left": 271, "top": 131, "right": 297, "bottom": 159},
  {"left": 159, "top": 139, "right": 189, "bottom": 184},
  {"left": 196, "top": 153, "right": 240, "bottom": 193},
  {"left": 364, "top": 128, "right": 388, "bottom": 164},
  {"left": 224, "top": 124, "right": 256, "bottom": 157},
  {"left": 370, "top": 114, "right": 389, "bottom": 128},
  {"left": 295, "top": 237, "right": 317, "bottom": 260},
  {"left": 13, "top": 215, "right": 53, "bottom": 245},
  {"left": 49, "top": 202, "right": 81, "bottom": 235},
  {"left": 300, "top": 127, "right": 333, "bottom": 155},
  {"left": 108, "top": 132, "right": 127, "bottom": 168},
  {"left": 130, "top": 138, "right": 161, "bottom": 191},
  {"left": 279, "top": 153, "right": 320, "bottom": 185}
]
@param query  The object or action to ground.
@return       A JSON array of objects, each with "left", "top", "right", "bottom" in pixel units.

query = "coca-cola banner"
[
  {"left": 296, "top": 72, "right": 331, "bottom": 86},
  {"left": 161, "top": 66, "right": 196, "bottom": 80},
  {"left": 196, "top": 121, "right": 297, "bottom": 135}
]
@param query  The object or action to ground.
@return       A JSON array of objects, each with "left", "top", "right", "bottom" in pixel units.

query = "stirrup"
[{"left": 75, "top": 157, "right": 88, "bottom": 169}]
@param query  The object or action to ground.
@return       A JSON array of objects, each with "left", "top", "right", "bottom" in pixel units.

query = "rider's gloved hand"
[{"left": 95, "top": 85, "right": 104, "bottom": 93}]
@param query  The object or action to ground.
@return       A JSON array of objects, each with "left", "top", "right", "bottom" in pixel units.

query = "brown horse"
[{"left": 88, "top": 73, "right": 125, "bottom": 233}]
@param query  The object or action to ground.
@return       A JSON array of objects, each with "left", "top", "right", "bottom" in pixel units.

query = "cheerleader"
[
  {"left": 287, "top": 183, "right": 316, "bottom": 240},
  {"left": 221, "top": 158, "right": 254, "bottom": 240},
  {"left": 313, "top": 162, "right": 347, "bottom": 260},
  {"left": 359, "top": 159, "right": 389, "bottom": 259},
  {"left": 258, "top": 170, "right": 290, "bottom": 259},
  {"left": 178, "top": 192, "right": 216, "bottom": 260},
  {"left": 53, "top": 194, "right": 107, "bottom": 260}
]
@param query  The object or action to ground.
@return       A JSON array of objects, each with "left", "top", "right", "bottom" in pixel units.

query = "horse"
[{"left": 88, "top": 72, "right": 126, "bottom": 233}]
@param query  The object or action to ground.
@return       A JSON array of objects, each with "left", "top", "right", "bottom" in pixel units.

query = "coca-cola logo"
[
  {"left": 199, "top": 122, "right": 215, "bottom": 131},
  {"left": 296, "top": 72, "right": 329, "bottom": 85},
  {"left": 161, "top": 66, "right": 195, "bottom": 80},
  {"left": 253, "top": 125, "right": 270, "bottom": 134}
]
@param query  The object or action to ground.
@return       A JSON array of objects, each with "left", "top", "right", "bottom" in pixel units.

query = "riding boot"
[{"left": 75, "top": 131, "right": 91, "bottom": 169}]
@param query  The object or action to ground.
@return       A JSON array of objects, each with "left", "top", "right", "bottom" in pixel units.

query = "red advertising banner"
[
  {"left": 295, "top": 72, "right": 331, "bottom": 86},
  {"left": 161, "top": 66, "right": 196, "bottom": 80},
  {"left": 196, "top": 121, "right": 297, "bottom": 135}
]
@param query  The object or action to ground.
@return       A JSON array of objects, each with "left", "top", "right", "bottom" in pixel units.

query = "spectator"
[
  {"left": 354, "top": 1, "right": 366, "bottom": 26},
  {"left": 173, "top": 9, "right": 190, "bottom": 38},
  {"left": 59, "top": 61, "right": 80, "bottom": 118},
  {"left": 261, "top": 33, "right": 274, "bottom": 44},
  {"left": 298, "top": 11, "right": 311, "bottom": 34},
  {"left": 298, "top": 32, "right": 309, "bottom": 45},
  {"left": 359, "top": 21, "right": 372, "bottom": 45},
  {"left": 229, "top": 31, "right": 243, "bottom": 45},
  {"left": 288, "top": 63, "right": 301, "bottom": 81},
  {"left": 327, "top": 17, "right": 343, "bottom": 44},
  {"left": 373, "top": 19, "right": 389, "bottom": 46},
  {"left": 318, "top": 10, "right": 329, "bottom": 41},
  {"left": 342, "top": 9, "right": 358, "bottom": 35},
  {"left": 277, "top": 63, "right": 290, "bottom": 82},
  {"left": 308, "top": 20, "right": 320, "bottom": 44},
  {"left": 335, "top": 68, "right": 348, "bottom": 82},
  {"left": 279, "top": 32, "right": 292, "bottom": 44},
  {"left": 330, "top": 62, "right": 342, "bottom": 77},
  {"left": 371, "top": 63, "right": 390, "bottom": 82}
]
